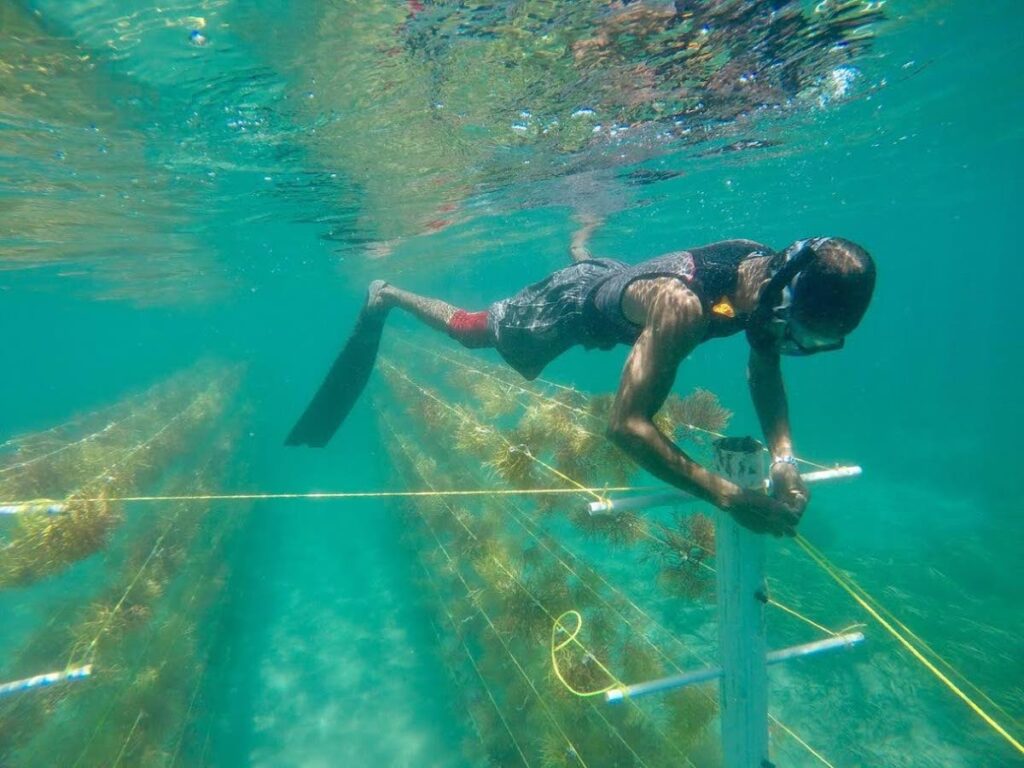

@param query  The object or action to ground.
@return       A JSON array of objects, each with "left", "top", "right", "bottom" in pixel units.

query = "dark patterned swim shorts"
[{"left": 488, "top": 258, "right": 626, "bottom": 380}]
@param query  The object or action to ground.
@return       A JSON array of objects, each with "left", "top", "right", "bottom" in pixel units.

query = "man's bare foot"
[
  {"left": 570, "top": 215, "right": 600, "bottom": 262},
  {"left": 367, "top": 240, "right": 397, "bottom": 259}
]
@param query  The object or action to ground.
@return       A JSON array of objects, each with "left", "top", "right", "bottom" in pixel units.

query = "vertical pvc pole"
[{"left": 714, "top": 437, "right": 771, "bottom": 768}]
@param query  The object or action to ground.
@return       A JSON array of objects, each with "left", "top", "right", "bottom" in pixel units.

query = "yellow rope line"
[
  {"left": 381, "top": 417, "right": 586, "bottom": 767},
  {"left": 799, "top": 536, "right": 1021, "bottom": 719},
  {"left": 799, "top": 536, "right": 1024, "bottom": 739},
  {"left": 503, "top": 510, "right": 704, "bottom": 768},
  {"left": 111, "top": 709, "right": 144, "bottom": 768},
  {"left": 413, "top": 489, "right": 589, "bottom": 766},
  {"left": 465, "top": 536, "right": 655, "bottom": 767},
  {"left": 521, "top": 447, "right": 605, "bottom": 502},
  {"left": 767, "top": 598, "right": 838, "bottom": 638},
  {"left": 550, "top": 611, "right": 621, "bottom": 697},
  {"left": 385, "top": 360, "right": 607, "bottom": 502},
  {"left": 68, "top": 496, "right": 200, "bottom": 768},
  {"left": 770, "top": 717, "right": 837, "bottom": 768},
  {"left": 796, "top": 541, "right": 1021, "bottom": 730},
  {"left": 419, "top": 562, "right": 533, "bottom": 767},
  {"left": 69, "top": 502, "right": 181, "bottom": 668},
  {"left": 0, "top": 486, "right": 649, "bottom": 508},
  {"left": 476, "top": 483, "right": 710, "bottom": 767},
  {"left": 796, "top": 535, "right": 1024, "bottom": 756},
  {"left": 67, "top": 465, "right": 238, "bottom": 768},
  {"left": 0, "top": 423, "right": 117, "bottom": 475},
  {"left": 510, "top": 504, "right": 710, "bottom": 663}
]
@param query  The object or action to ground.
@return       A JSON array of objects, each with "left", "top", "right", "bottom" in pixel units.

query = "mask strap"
[{"left": 758, "top": 240, "right": 816, "bottom": 314}]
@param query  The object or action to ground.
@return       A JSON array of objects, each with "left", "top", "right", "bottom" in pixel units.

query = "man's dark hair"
[{"left": 792, "top": 237, "right": 876, "bottom": 337}]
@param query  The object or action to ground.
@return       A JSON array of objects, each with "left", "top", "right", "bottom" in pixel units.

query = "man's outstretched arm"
[
  {"left": 606, "top": 283, "right": 725, "bottom": 503},
  {"left": 748, "top": 347, "right": 809, "bottom": 516},
  {"left": 607, "top": 281, "right": 798, "bottom": 535}
]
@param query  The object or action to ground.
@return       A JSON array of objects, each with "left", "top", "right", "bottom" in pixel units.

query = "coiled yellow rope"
[{"left": 550, "top": 610, "right": 622, "bottom": 697}]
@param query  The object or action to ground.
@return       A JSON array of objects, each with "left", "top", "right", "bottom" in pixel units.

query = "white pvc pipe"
[
  {"left": 587, "top": 492, "right": 693, "bottom": 516},
  {"left": 0, "top": 501, "right": 66, "bottom": 516},
  {"left": 605, "top": 631, "right": 864, "bottom": 703},
  {"left": 0, "top": 664, "right": 93, "bottom": 698},
  {"left": 766, "top": 631, "right": 864, "bottom": 664},
  {"left": 587, "top": 465, "right": 862, "bottom": 516},
  {"left": 798, "top": 466, "right": 863, "bottom": 483}
]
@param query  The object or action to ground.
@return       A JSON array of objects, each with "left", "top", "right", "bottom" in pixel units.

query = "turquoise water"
[{"left": 1, "top": 1, "right": 1022, "bottom": 766}]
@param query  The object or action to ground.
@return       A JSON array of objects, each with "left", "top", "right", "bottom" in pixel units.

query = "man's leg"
[
  {"left": 569, "top": 212, "right": 603, "bottom": 263},
  {"left": 372, "top": 281, "right": 492, "bottom": 349},
  {"left": 288, "top": 282, "right": 492, "bottom": 447}
]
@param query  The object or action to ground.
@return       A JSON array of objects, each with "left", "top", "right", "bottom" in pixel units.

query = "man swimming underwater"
[{"left": 287, "top": 237, "right": 875, "bottom": 537}]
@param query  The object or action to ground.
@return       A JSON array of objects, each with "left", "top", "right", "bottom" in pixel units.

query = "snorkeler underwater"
[{"left": 1, "top": 1, "right": 1021, "bottom": 766}]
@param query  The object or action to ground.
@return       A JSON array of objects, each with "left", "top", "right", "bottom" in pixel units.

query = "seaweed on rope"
[
  {"left": 4, "top": 453, "right": 247, "bottom": 766},
  {"left": 378, "top": 395, "right": 713, "bottom": 767},
  {"left": 379, "top": 409, "right": 709, "bottom": 766},
  {"left": 0, "top": 366, "right": 250, "bottom": 768},
  {"left": 381, "top": 354, "right": 718, "bottom": 588},
  {"left": 376, "top": 345, "right": 849, "bottom": 767},
  {"left": 0, "top": 364, "right": 241, "bottom": 588}
]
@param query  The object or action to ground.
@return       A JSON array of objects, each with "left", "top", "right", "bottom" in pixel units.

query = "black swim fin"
[{"left": 285, "top": 306, "right": 387, "bottom": 447}]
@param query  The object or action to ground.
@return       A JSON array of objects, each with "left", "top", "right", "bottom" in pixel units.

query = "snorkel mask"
[{"left": 759, "top": 239, "right": 845, "bottom": 356}]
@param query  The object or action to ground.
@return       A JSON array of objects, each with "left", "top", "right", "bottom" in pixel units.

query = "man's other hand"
[
  {"left": 721, "top": 488, "right": 800, "bottom": 537},
  {"left": 769, "top": 460, "right": 809, "bottom": 520}
]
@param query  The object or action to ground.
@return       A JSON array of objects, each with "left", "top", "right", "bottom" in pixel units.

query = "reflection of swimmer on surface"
[
  {"left": 288, "top": 232, "right": 875, "bottom": 540},
  {"left": 561, "top": 169, "right": 629, "bottom": 262},
  {"left": 365, "top": 200, "right": 461, "bottom": 259}
]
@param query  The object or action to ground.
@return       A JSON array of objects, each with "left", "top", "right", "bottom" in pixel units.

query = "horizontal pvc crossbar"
[
  {"left": 587, "top": 466, "right": 862, "bottom": 516},
  {"left": 605, "top": 632, "right": 864, "bottom": 703},
  {"left": 0, "top": 501, "right": 66, "bottom": 515},
  {"left": 0, "top": 665, "right": 93, "bottom": 698}
]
